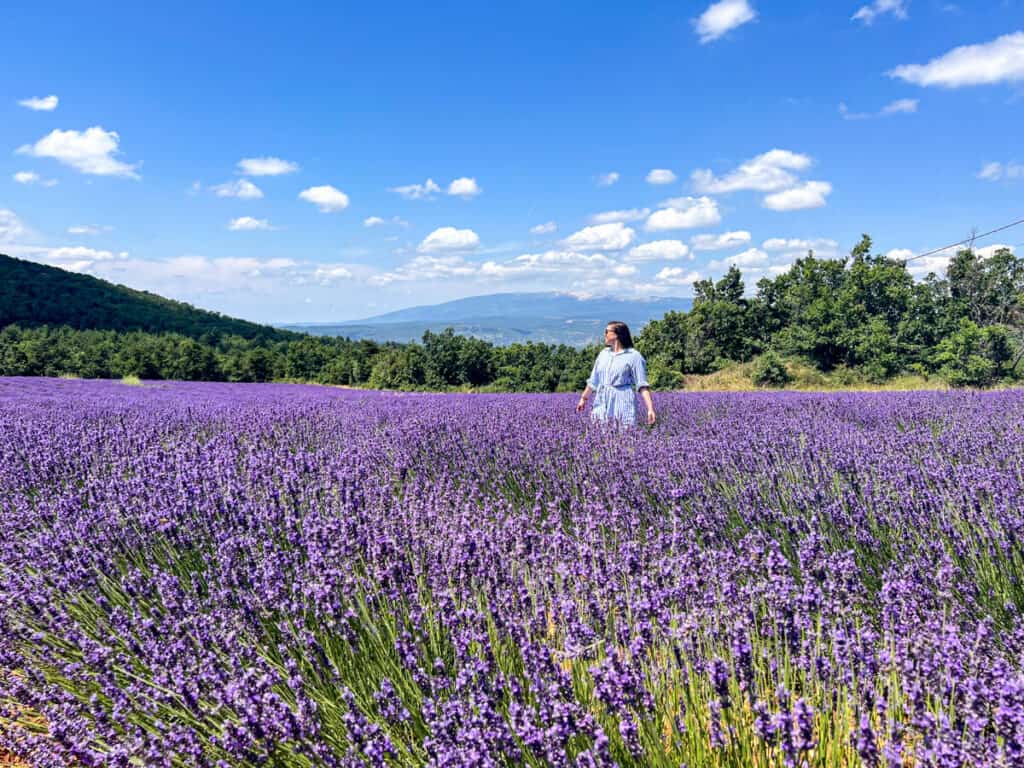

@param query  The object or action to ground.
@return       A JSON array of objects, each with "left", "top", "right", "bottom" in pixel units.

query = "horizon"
[{"left": 3, "top": 1, "right": 1023, "bottom": 324}]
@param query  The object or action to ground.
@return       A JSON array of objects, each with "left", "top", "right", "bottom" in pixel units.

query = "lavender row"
[{"left": 1, "top": 377, "right": 1023, "bottom": 767}]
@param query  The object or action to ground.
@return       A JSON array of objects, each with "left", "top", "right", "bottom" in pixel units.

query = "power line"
[{"left": 900, "top": 216, "right": 1024, "bottom": 264}]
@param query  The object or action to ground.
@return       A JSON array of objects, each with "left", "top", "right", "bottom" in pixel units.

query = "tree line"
[{"left": 2, "top": 237, "right": 1022, "bottom": 390}]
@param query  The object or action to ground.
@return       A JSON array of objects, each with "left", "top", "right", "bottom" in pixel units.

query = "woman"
[{"left": 576, "top": 321, "right": 655, "bottom": 426}]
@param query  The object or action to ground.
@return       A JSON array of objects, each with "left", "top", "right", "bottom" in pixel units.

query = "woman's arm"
[
  {"left": 639, "top": 386, "right": 655, "bottom": 425},
  {"left": 576, "top": 384, "right": 594, "bottom": 413}
]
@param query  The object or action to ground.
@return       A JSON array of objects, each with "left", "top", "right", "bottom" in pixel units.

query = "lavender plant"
[{"left": 1, "top": 377, "right": 1023, "bottom": 766}]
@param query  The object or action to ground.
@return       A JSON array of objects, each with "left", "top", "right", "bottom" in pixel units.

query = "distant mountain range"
[
  {"left": 284, "top": 293, "right": 693, "bottom": 346},
  {"left": 1, "top": 253, "right": 691, "bottom": 348}
]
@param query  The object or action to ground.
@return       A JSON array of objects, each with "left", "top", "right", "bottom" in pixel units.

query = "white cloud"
[
  {"left": 977, "top": 161, "right": 1024, "bottom": 181},
  {"left": 589, "top": 208, "right": 651, "bottom": 224},
  {"left": 479, "top": 251, "right": 616, "bottom": 279},
  {"left": 0, "top": 210, "right": 28, "bottom": 241},
  {"left": 975, "top": 243, "right": 1016, "bottom": 258},
  {"left": 655, "top": 266, "right": 703, "bottom": 286},
  {"left": 67, "top": 225, "right": 112, "bottom": 235},
  {"left": 692, "top": 149, "right": 812, "bottom": 194},
  {"left": 708, "top": 247, "right": 769, "bottom": 270},
  {"left": 364, "top": 216, "right": 386, "bottom": 227},
  {"left": 840, "top": 98, "right": 919, "bottom": 119},
  {"left": 447, "top": 177, "right": 482, "bottom": 198},
  {"left": 762, "top": 237, "right": 840, "bottom": 252},
  {"left": 885, "top": 248, "right": 915, "bottom": 260},
  {"left": 852, "top": 0, "right": 908, "bottom": 25},
  {"left": 18, "top": 95, "right": 58, "bottom": 111},
  {"left": 889, "top": 32, "right": 1024, "bottom": 88},
  {"left": 763, "top": 181, "right": 832, "bottom": 211},
  {"left": 881, "top": 98, "right": 918, "bottom": 114},
  {"left": 691, "top": 230, "right": 752, "bottom": 250},
  {"left": 418, "top": 226, "right": 480, "bottom": 253},
  {"left": 228, "top": 216, "right": 274, "bottom": 231},
  {"left": 646, "top": 168, "right": 677, "bottom": 185},
  {"left": 14, "top": 170, "right": 58, "bottom": 187},
  {"left": 597, "top": 171, "right": 620, "bottom": 187},
  {"left": 370, "top": 253, "right": 478, "bottom": 285},
  {"left": 299, "top": 185, "right": 350, "bottom": 213},
  {"left": 646, "top": 196, "right": 721, "bottom": 231},
  {"left": 17, "top": 126, "right": 140, "bottom": 178},
  {"left": 390, "top": 178, "right": 441, "bottom": 200},
  {"left": 613, "top": 264, "right": 638, "bottom": 276},
  {"left": 41, "top": 246, "right": 126, "bottom": 262},
  {"left": 695, "top": 0, "right": 757, "bottom": 44},
  {"left": 563, "top": 221, "right": 635, "bottom": 251},
  {"left": 626, "top": 240, "right": 691, "bottom": 262},
  {"left": 530, "top": 221, "right": 557, "bottom": 235},
  {"left": 212, "top": 179, "right": 264, "bottom": 199},
  {"left": 313, "top": 265, "right": 354, "bottom": 283},
  {"left": 236, "top": 156, "right": 299, "bottom": 176}
]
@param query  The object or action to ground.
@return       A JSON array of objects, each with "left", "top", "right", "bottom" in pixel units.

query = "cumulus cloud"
[
  {"left": 646, "top": 197, "right": 721, "bottom": 231},
  {"left": 447, "top": 177, "right": 482, "bottom": 198},
  {"left": 299, "top": 185, "right": 350, "bottom": 212},
  {"left": 228, "top": 216, "right": 274, "bottom": 231},
  {"left": 655, "top": 266, "right": 703, "bottom": 286},
  {"left": 390, "top": 178, "right": 441, "bottom": 200},
  {"left": 563, "top": 222, "right": 635, "bottom": 251},
  {"left": 418, "top": 226, "right": 480, "bottom": 253},
  {"left": 597, "top": 171, "right": 620, "bottom": 187},
  {"left": 236, "top": 156, "right": 299, "bottom": 176},
  {"left": 370, "top": 254, "right": 478, "bottom": 285},
  {"left": 646, "top": 168, "right": 677, "bottom": 185},
  {"left": 885, "top": 248, "right": 916, "bottom": 260},
  {"left": 691, "top": 231, "right": 751, "bottom": 250},
  {"left": 17, "top": 127, "right": 140, "bottom": 178},
  {"left": 889, "top": 32, "right": 1024, "bottom": 88},
  {"left": 852, "top": 0, "right": 908, "bottom": 25},
  {"left": 313, "top": 265, "right": 354, "bottom": 283},
  {"left": 363, "top": 215, "right": 409, "bottom": 228},
  {"left": 977, "top": 161, "right": 1024, "bottom": 181},
  {"left": 530, "top": 221, "right": 557, "bottom": 235},
  {"left": 589, "top": 208, "right": 651, "bottom": 224},
  {"left": 480, "top": 251, "right": 616, "bottom": 279},
  {"left": 707, "top": 247, "right": 769, "bottom": 270},
  {"left": 18, "top": 95, "right": 58, "bottom": 111},
  {"left": 695, "top": 0, "right": 757, "bottom": 44},
  {"left": 626, "top": 240, "right": 691, "bottom": 262},
  {"left": 212, "top": 179, "right": 264, "bottom": 199},
  {"left": 762, "top": 181, "right": 832, "bottom": 211},
  {"left": 692, "top": 149, "right": 812, "bottom": 194}
]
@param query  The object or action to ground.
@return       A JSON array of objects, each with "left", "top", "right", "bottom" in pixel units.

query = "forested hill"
[{"left": 0, "top": 254, "right": 296, "bottom": 342}]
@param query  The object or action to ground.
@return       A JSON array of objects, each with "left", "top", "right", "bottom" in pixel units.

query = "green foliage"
[
  {"left": 751, "top": 351, "right": 793, "bottom": 388},
  {"left": 5, "top": 239, "right": 1024, "bottom": 391},
  {"left": 932, "top": 319, "right": 1016, "bottom": 388},
  {"left": 0, "top": 253, "right": 295, "bottom": 342}
]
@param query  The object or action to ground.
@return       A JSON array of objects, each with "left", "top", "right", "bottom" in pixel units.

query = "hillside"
[{"left": 0, "top": 254, "right": 296, "bottom": 342}]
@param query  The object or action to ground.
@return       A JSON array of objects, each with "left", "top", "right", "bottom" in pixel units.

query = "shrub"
[{"left": 752, "top": 351, "right": 793, "bottom": 388}]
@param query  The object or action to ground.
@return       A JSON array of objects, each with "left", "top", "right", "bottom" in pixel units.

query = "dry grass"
[
  {"left": 680, "top": 360, "right": 947, "bottom": 392},
  {"left": 0, "top": 751, "right": 30, "bottom": 767}
]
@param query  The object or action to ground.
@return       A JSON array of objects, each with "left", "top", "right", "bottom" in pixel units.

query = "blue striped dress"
[{"left": 587, "top": 347, "right": 650, "bottom": 426}]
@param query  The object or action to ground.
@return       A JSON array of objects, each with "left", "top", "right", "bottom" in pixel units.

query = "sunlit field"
[{"left": 2, "top": 378, "right": 1023, "bottom": 767}]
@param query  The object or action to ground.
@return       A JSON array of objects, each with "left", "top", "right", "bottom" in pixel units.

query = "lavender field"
[{"left": 2, "top": 377, "right": 1023, "bottom": 767}]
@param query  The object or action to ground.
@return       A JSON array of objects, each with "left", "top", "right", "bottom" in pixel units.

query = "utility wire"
[{"left": 900, "top": 216, "right": 1024, "bottom": 263}]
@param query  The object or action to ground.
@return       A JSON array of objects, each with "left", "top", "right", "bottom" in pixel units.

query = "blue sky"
[{"left": 2, "top": 0, "right": 1023, "bottom": 323}]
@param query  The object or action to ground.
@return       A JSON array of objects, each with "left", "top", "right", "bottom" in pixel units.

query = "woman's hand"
[
  {"left": 576, "top": 396, "right": 587, "bottom": 413},
  {"left": 646, "top": 408, "right": 656, "bottom": 426}
]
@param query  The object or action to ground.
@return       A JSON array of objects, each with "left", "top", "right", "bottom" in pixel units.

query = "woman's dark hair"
[{"left": 606, "top": 321, "right": 633, "bottom": 349}]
